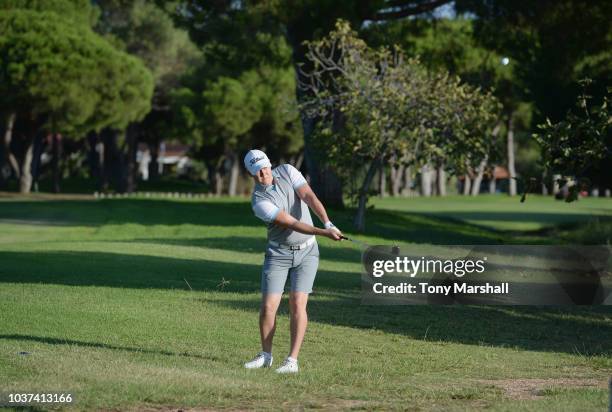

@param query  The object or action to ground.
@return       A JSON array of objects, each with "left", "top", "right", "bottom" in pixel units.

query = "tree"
[
  {"left": 165, "top": 8, "right": 303, "bottom": 196},
  {"left": 364, "top": 17, "right": 524, "bottom": 196},
  {"left": 201, "top": 74, "right": 264, "bottom": 194},
  {"left": 456, "top": 0, "right": 611, "bottom": 196},
  {"left": 0, "top": 7, "right": 153, "bottom": 193},
  {"left": 423, "top": 71, "right": 501, "bottom": 197},
  {"left": 93, "top": 0, "right": 200, "bottom": 192},
  {"left": 0, "top": 0, "right": 91, "bottom": 190},
  {"left": 534, "top": 80, "right": 611, "bottom": 201},
  {"left": 0, "top": 0, "right": 99, "bottom": 26},
  {"left": 300, "top": 21, "right": 499, "bottom": 230},
  {"left": 165, "top": 0, "right": 457, "bottom": 206},
  {"left": 172, "top": 61, "right": 303, "bottom": 195},
  {"left": 458, "top": 0, "right": 612, "bottom": 124}
]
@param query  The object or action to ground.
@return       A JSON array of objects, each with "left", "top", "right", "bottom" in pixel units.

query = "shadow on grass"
[
  {"left": 429, "top": 211, "right": 606, "bottom": 226},
  {"left": 5, "top": 197, "right": 601, "bottom": 245},
  {"left": 0, "top": 196, "right": 506, "bottom": 240},
  {"left": 129, "top": 236, "right": 363, "bottom": 265},
  {"left": 0, "top": 251, "right": 263, "bottom": 292},
  {"left": 333, "top": 208, "right": 507, "bottom": 244},
  {"left": 124, "top": 206, "right": 514, "bottom": 256},
  {"left": 0, "top": 334, "right": 219, "bottom": 361},
  {"left": 212, "top": 294, "right": 612, "bottom": 357},
  {"left": 0, "top": 197, "right": 520, "bottom": 246},
  {"left": 0, "top": 199, "right": 258, "bottom": 228},
  {"left": 2, "top": 250, "right": 611, "bottom": 356}
]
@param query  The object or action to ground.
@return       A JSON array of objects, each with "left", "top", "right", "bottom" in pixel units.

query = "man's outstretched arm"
[
  {"left": 273, "top": 210, "right": 341, "bottom": 241},
  {"left": 296, "top": 183, "right": 334, "bottom": 227}
]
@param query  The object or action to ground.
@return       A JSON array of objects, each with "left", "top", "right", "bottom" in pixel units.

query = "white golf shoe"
[
  {"left": 275, "top": 357, "right": 299, "bottom": 374},
  {"left": 244, "top": 352, "right": 273, "bottom": 369}
]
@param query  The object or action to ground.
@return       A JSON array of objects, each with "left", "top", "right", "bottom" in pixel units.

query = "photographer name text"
[{"left": 372, "top": 281, "right": 509, "bottom": 295}]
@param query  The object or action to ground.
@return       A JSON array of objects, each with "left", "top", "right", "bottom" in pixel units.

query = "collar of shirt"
[{"left": 256, "top": 177, "right": 277, "bottom": 193}]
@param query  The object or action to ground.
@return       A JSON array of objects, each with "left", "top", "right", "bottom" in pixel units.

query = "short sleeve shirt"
[{"left": 251, "top": 164, "right": 313, "bottom": 246}]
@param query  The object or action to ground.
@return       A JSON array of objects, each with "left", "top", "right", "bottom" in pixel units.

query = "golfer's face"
[{"left": 254, "top": 167, "right": 273, "bottom": 185}]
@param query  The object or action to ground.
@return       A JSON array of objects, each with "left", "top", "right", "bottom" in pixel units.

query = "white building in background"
[{"left": 136, "top": 143, "right": 191, "bottom": 181}]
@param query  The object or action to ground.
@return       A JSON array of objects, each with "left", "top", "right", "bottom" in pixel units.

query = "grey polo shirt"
[{"left": 251, "top": 164, "right": 315, "bottom": 246}]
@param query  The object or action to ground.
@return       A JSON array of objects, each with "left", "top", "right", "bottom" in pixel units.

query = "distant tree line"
[{"left": 0, "top": 0, "right": 609, "bottom": 221}]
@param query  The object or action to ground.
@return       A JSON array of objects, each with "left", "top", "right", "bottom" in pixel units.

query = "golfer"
[{"left": 243, "top": 149, "right": 342, "bottom": 374}]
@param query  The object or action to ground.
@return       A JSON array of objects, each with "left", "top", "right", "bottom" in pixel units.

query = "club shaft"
[{"left": 341, "top": 235, "right": 370, "bottom": 249}]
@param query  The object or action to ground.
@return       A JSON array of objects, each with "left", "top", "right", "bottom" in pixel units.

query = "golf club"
[
  {"left": 340, "top": 235, "right": 371, "bottom": 250},
  {"left": 341, "top": 236, "right": 401, "bottom": 257}
]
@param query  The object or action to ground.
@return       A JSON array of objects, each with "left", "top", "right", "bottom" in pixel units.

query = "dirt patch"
[
  {"left": 477, "top": 378, "right": 607, "bottom": 400},
  {"left": 280, "top": 398, "right": 370, "bottom": 411},
  {"left": 98, "top": 406, "right": 251, "bottom": 412},
  {"left": 98, "top": 400, "right": 369, "bottom": 412}
]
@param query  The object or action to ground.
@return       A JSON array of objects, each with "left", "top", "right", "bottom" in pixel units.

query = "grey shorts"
[{"left": 261, "top": 240, "right": 320, "bottom": 294}]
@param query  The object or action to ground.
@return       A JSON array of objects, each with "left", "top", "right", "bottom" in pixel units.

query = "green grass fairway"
[{"left": 1, "top": 194, "right": 611, "bottom": 411}]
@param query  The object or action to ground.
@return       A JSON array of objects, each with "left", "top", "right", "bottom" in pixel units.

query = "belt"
[{"left": 268, "top": 236, "right": 315, "bottom": 251}]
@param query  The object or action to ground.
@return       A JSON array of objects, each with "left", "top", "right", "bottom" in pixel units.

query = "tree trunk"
[
  {"left": 471, "top": 122, "right": 501, "bottom": 196},
  {"left": 301, "top": 114, "right": 344, "bottom": 207},
  {"left": 125, "top": 123, "right": 138, "bottom": 193},
  {"left": 319, "top": 167, "right": 344, "bottom": 206},
  {"left": 210, "top": 157, "right": 225, "bottom": 196},
  {"left": 206, "top": 163, "right": 216, "bottom": 195},
  {"left": 228, "top": 151, "right": 239, "bottom": 196},
  {"left": 402, "top": 166, "right": 413, "bottom": 196},
  {"left": 101, "top": 130, "right": 112, "bottom": 192},
  {"left": 488, "top": 172, "right": 496, "bottom": 194},
  {"left": 101, "top": 128, "right": 122, "bottom": 193},
  {"left": 18, "top": 114, "right": 41, "bottom": 194},
  {"left": 354, "top": 157, "right": 382, "bottom": 232},
  {"left": 471, "top": 156, "right": 488, "bottom": 196},
  {"left": 51, "top": 133, "right": 62, "bottom": 193},
  {"left": 507, "top": 115, "right": 517, "bottom": 196},
  {"left": 293, "top": 151, "right": 304, "bottom": 171},
  {"left": 420, "top": 164, "right": 433, "bottom": 197},
  {"left": 95, "top": 134, "right": 106, "bottom": 192},
  {"left": 379, "top": 166, "right": 387, "bottom": 197},
  {"left": 291, "top": 32, "right": 344, "bottom": 209},
  {"left": 391, "top": 164, "right": 404, "bottom": 196},
  {"left": 552, "top": 174, "right": 561, "bottom": 195},
  {"left": 2, "top": 112, "right": 20, "bottom": 181},
  {"left": 85, "top": 131, "right": 100, "bottom": 180},
  {"left": 436, "top": 165, "right": 446, "bottom": 196},
  {"left": 158, "top": 142, "right": 166, "bottom": 176},
  {"left": 1, "top": 113, "right": 15, "bottom": 189},
  {"left": 87, "top": 132, "right": 101, "bottom": 184},
  {"left": 31, "top": 132, "right": 45, "bottom": 193},
  {"left": 148, "top": 139, "right": 160, "bottom": 181},
  {"left": 214, "top": 170, "right": 223, "bottom": 195},
  {"left": 541, "top": 170, "right": 549, "bottom": 195},
  {"left": 463, "top": 175, "right": 472, "bottom": 195},
  {"left": 19, "top": 139, "right": 34, "bottom": 194}
]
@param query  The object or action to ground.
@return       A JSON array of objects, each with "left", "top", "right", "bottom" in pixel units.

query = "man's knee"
[
  {"left": 289, "top": 293, "right": 308, "bottom": 314},
  {"left": 260, "top": 302, "right": 278, "bottom": 317}
]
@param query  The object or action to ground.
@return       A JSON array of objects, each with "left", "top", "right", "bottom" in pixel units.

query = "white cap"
[{"left": 244, "top": 149, "right": 272, "bottom": 175}]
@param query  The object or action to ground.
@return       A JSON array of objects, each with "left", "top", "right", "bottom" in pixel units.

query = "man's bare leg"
[
  {"left": 288, "top": 291, "right": 309, "bottom": 359},
  {"left": 260, "top": 293, "right": 282, "bottom": 353}
]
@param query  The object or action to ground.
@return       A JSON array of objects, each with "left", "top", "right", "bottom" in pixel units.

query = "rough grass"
[{"left": 0, "top": 194, "right": 611, "bottom": 411}]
